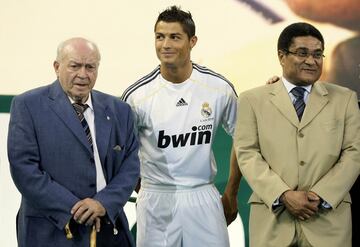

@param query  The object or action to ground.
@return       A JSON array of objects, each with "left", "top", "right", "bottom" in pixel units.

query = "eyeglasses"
[{"left": 284, "top": 49, "right": 325, "bottom": 60}]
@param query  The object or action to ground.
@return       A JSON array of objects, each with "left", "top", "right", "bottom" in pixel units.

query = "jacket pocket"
[{"left": 25, "top": 216, "right": 58, "bottom": 246}]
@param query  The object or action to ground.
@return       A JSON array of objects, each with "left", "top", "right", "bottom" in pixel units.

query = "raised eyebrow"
[
  {"left": 69, "top": 61, "right": 97, "bottom": 67},
  {"left": 295, "top": 47, "right": 309, "bottom": 51},
  {"left": 170, "top": 32, "right": 182, "bottom": 37},
  {"left": 155, "top": 32, "right": 182, "bottom": 37},
  {"left": 69, "top": 61, "right": 81, "bottom": 65},
  {"left": 296, "top": 47, "right": 323, "bottom": 52}
]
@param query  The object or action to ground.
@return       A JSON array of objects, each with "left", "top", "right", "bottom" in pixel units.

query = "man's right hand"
[
  {"left": 266, "top": 76, "right": 280, "bottom": 84},
  {"left": 280, "top": 190, "right": 319, "bottom": 220}
]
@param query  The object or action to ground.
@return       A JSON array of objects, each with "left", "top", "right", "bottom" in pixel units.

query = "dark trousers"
[
  {"left": 350, "top": 177, "right": 359, "bottom": 246},
  {"left": 353, "top": 102, "right": 360, "bottom": 246},
  {"left": 97, "top": 218, "right": 131, "bottom": 247}
]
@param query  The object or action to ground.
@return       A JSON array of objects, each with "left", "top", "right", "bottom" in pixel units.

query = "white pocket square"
[{"left": 113, "top": 145, "right": 122, "bottom": 151}]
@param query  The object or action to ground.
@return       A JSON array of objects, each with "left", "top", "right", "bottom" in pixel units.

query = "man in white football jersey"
[{"left": 121, "top": 6, "right": 241, "bottom": 247}]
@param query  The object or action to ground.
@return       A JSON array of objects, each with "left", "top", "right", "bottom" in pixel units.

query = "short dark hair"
[
  {"left": 155, "top": 6, "right": 196, "bottom": 38},
  {"left": 277, "top": 22, "right": 324, "bottom": 51}
]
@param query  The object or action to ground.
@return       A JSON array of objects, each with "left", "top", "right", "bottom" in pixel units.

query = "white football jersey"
[{"left": 121, "top": 63, "right": 237, "bottom": 187}]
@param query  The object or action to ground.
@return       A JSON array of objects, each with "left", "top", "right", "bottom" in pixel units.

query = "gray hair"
[{"left": 56, "top": 37, "right": 101, "bottom": 62}]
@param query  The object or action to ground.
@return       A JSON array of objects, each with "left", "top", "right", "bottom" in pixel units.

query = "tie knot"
[
  {"left": 291, "top": 87, "right": 306, "bottom": 99},
  {"left": 72, "top": 103, "right": 89, "bottom": 114}
]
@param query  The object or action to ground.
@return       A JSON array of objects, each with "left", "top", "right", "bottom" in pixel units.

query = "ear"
[
  {"left": 278, "top": 50, "right": 285, "bottom": 66},
  {"left": 53, "top": 61, "right": 60, "bottom": 77},
  {"left": 190, "top": 35, "right": 198, "bottom": 49}
]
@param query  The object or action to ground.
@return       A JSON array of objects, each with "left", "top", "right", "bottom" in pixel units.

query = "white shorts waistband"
[{"left": 140, "top": 182, "right": 215, "bottom": 193}]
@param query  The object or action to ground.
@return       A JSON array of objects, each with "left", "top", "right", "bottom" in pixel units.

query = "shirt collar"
[
  {"left": 68, "top": 94, "right": 94, "bottom": 111},
  {"left": 282, "top": 77, "right": 312, "bottom": 94}
]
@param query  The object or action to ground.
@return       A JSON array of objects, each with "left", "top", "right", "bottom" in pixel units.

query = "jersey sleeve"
[{"left": 221, "top": 85, "right": 238, "bottom": 137}]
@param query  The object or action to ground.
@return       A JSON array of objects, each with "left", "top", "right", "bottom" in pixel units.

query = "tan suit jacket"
[{"left": 234, "top": 80, "right": 360, "bottom": 247}]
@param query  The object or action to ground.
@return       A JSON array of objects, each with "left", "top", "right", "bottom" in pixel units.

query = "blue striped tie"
[
  {"left": 291, "top": 87, "right": 306, "bottom": 121},
  {"left": 73, "top": 103, "right": 93, "bottom": 151}
]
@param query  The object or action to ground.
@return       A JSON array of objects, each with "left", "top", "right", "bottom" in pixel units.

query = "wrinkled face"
[
  {"left": 279, "top": 36, "right": 323, "bottom": 86},
  {"left": 155, "top": 21, "right": 197, "bottom": 69},
  {"left": 54, "top": 43, "right": 99, "bottom": 102}
]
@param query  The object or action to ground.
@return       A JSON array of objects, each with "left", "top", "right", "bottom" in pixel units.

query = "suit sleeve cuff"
[
  {"left": 272, "top": 197, "right": 284, "bottom": 212},
  {"left": 320, "top": 198, "right": 332, "bottom": 209}
]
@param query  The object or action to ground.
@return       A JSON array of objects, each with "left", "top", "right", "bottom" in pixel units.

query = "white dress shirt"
[
  {"left": 282, "top": 77, "right": 312, "bottom": 104},
  {"left": 69, "top": 95, "right": 107, "bottom": 192}
]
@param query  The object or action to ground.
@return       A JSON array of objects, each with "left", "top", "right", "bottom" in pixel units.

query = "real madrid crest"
[{"left": 201, "top": 102, "right": 212, "bottom": 118}]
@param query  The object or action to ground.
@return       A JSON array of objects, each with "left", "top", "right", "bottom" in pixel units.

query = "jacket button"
[
  {"left": 298, "top": 132, "right": 304, "bottom": 138},
  {"left": 300, "top": 161, "right": 305, "bottom": 166}
]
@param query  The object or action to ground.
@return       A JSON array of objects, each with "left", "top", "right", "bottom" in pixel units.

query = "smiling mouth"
[
  {"left": 302, "top": 68, "right": 317, "bottom": 72},
  {"left": 162, "top": 52, "right": 175, "bottom": 56}
]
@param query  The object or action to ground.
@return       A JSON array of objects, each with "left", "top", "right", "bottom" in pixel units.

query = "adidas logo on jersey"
[
  {"left": 176, "top": 98, "right": 188, "bottom": 106},
  {"left": 158, "top": 124, "right": 213, "bottom": 148}
]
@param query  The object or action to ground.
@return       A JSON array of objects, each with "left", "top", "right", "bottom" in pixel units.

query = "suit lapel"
[
  {"left": 299, "top": 82, "right": 329, "bottom": 130},
  {"left": 270, "top": 80, "right": 299, "bottom": 127},
  {"left": 92, "top": 92, "right": 112, "bottom": 166},
  {"left": 47, "top": 81, "right": 93, "bottom": 154}
]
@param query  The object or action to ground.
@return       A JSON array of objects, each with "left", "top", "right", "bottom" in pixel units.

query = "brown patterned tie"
[{"left": 72, "top": 103, "right": 93, "bottom": 151}]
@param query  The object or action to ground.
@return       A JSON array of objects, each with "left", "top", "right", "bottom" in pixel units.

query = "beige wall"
[{"left": 1, "top": 0, "right": 352, "bottom": 97}]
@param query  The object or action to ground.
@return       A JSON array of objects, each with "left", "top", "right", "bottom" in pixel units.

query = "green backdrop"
[{"left": 0, "top": 95, "right": 13, "bottom": 113}]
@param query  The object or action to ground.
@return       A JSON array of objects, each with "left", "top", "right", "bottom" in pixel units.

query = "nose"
[
  {"left": 77, "top": 66, "right": 88, "bottom": 79},
  {"left": 304, "top": 55, "right": 316, "bottom": 65},
  {"left": 162, "top": 37, "right": 171, "bottom": 49}
]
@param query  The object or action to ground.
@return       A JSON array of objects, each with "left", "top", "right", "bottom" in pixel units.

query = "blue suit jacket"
[{"left": 7, "top": 81, "right": 140, "bottom": 246}]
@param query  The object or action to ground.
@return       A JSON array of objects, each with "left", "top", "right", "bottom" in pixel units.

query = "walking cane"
[{"left": 90, "top": 225, "right": 97, "bottom": 247}]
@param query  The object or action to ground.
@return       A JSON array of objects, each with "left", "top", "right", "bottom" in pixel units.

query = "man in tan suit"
[{"left": 234, "top": 22, "right": 360, "bottom": 247}]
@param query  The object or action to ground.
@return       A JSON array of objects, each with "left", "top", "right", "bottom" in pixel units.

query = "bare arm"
[{"left": 222, "top": 147, "right": 242, "bottom": 225}]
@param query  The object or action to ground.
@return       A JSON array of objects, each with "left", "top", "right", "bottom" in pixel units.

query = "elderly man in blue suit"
[{"left": 7, "top": 37, "right": 140, "bottom": 247}]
